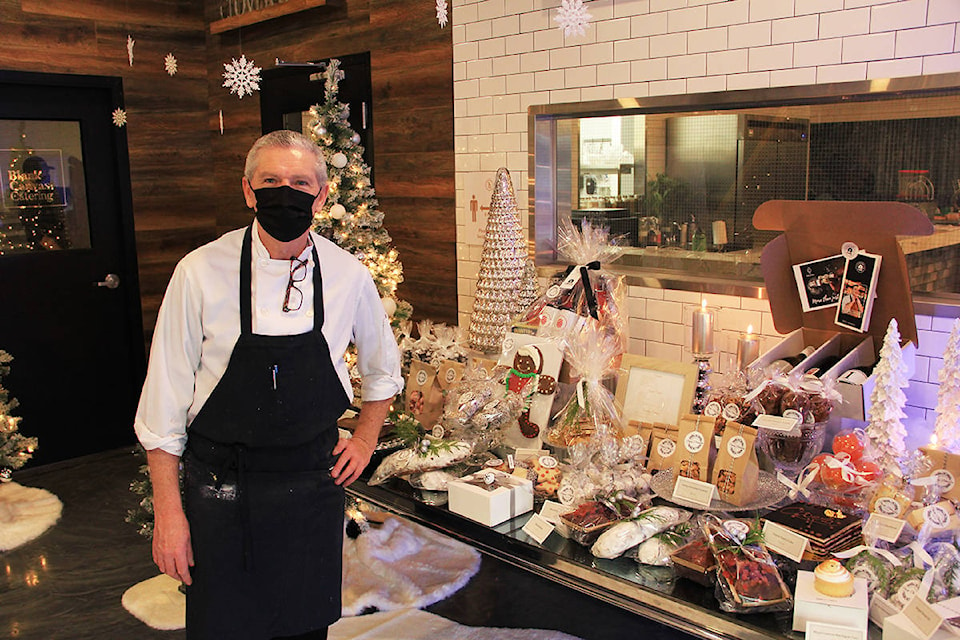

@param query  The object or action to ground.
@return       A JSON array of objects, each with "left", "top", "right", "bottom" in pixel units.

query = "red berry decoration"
[{"left": 832, "top": 430, "right": 865, "bottom": 462}]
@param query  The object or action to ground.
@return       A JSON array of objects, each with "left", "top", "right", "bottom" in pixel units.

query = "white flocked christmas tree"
[
  {"left": 933, "top": 318, "right": 960, "bottom": 452},
  {"left": 865, "top": 318, "right": 909, "bottom": 470}
]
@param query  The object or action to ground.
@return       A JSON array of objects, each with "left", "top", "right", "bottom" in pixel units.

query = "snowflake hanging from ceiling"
[
  {"left": 112, "top": 108, "right": 127, "bottom": 128},
  {"left": 222, "top": 54, "right": 262, "bottom": 100},
  {"left": 555, "top": 0, "right": 591, "bottom": 38},
  {"left": 164, "top": 53, "right": 178, "bottom": 76},
  {"left": 126, "top": 35, "right": 135, "bottom": 67},
  {"left": 436, "top": 0, "right": 448, "bottom": 28}
]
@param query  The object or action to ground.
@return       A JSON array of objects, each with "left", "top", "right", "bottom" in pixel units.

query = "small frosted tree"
[
  {"left": 934, "top": 319, "right": 960, "bottom": 452},
  {"left": 865, "top": 319, "right": 909, "bottom": 470},
  {"left": 0, "top": 351, "right": 38, "bottom": 477}
]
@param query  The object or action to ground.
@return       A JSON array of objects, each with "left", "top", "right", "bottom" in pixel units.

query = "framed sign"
[{"left": 615, "top": 354, "right": 699, "bottom": 427}]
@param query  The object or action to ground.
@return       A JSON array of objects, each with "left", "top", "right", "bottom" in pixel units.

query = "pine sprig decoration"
[
  {"left": 307, "top": 58, "right": 405, "bottom": 302},
  {"left": 0, "top": 350, "right": 38, "bottom": 472}
]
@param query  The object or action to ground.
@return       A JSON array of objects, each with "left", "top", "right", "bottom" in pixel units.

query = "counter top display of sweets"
[{"left": 347, "top": 209, "right": 960, "bottom": 640}]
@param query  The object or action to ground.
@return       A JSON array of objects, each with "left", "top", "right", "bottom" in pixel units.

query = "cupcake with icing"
[{"left": 814, "top": 559, "right": 855, "bottom": 598}]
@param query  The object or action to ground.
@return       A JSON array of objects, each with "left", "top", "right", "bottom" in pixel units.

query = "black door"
[{"left": 0, "top": 70, "right": 145, "bottom": 465}]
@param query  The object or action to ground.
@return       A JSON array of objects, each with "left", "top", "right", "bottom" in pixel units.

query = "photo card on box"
[
  {"left": 836, "top": 251, "right": 882, "bottom": 333},
  {"left": 792, "top": 254, "right": 846, "bottom": 312}
]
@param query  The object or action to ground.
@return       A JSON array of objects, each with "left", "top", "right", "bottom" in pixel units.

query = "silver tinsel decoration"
[{"left": 468, "top": 168, "right": 528, "bottom": 353}]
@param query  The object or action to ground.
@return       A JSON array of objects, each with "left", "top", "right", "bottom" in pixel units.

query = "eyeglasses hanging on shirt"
[{"left": 282, "top": 256, "right": 309, "bottom": 313}]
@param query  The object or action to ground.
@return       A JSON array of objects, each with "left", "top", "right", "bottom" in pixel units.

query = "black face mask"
[{"left": 253, "top": 185, "right": 316, "bottom": 242}]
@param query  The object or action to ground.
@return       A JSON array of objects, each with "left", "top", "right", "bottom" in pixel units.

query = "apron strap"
[{"left": 239, "top": 225, "right": 326, "bottom": 336}]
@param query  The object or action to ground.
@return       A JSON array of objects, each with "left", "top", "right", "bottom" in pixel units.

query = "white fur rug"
[
  {"left": 0, "top": 481, "right": 63, "bottom": 551},
  {"left": 123, "top": 514, "right": 482, "bottom": 630},
  {"left": 330, "top": 608, "right": 583, "bottom": 640}
]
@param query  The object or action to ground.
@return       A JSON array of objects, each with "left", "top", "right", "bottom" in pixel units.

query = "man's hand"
[
  {"left": 153, "top": 507, "right": 194, "bottom": 585},
  {"left": 331, "top": 435, "right": 375, "bottom": 487},
  {"left": 146, "top": 448, "right": 194, "bottom": 585},
  {"left": 332, "top": 397, "right": 393, "bottom": 487}
]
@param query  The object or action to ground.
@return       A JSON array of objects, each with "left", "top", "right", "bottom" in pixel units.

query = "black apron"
[{"left": 183, "top": 226, "right": 350, "bottom": 640}]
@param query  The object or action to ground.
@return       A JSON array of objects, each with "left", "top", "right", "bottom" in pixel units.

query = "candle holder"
[{"left": 692, "top": 355, "right": 712, "bottom": 415}]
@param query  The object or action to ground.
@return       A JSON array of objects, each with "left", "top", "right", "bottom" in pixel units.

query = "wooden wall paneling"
[
  {"left": 203, "top": 0, "right": 457, "bottom": 324},
  {"left": 0, "top": 1, "right": 216, "bottom": 348}
]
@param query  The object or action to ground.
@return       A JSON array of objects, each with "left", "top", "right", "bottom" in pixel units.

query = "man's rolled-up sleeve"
[{"left": 352, "top": 275, "right": 404, "bottom": 403}]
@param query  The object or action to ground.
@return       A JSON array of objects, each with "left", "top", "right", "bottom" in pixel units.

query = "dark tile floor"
[{"left": 2, "top": 448, "right": 690, "bottom": 640}]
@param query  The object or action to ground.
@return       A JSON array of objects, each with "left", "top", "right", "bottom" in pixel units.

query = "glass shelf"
[{"left": 348, "top": 475, "right": 878, "bottom": 640}]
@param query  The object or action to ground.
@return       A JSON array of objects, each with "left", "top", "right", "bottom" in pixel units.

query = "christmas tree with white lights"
[
  {"left": 934, "top": 318, "right": 960, "bottom": 452},
  {"left": 865, "top": 319, "right": 909, "bottom": 470},
  {"left": 308, "top": 59, "right": 411, "bottom": 325},
  {"left": 0, "top": 351, "right": 38, "bottom": 478}
]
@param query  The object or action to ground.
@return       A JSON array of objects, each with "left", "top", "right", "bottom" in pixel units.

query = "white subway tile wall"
[{"left": 452, "top": 0, "right": 960, "bottom": 435}]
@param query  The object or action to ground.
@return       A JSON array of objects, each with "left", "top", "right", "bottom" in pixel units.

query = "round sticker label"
[
  {"left": 485, "top": 458, "right": 504, "bottom": 468},
  {"left": 657, "top": 438, "right": 676, "bottom": 458},
  {"left": 723, "top": 520, "right": 750, "bottom": 540},
  {"left": 851, "top": 565, "right": 880, "bottom": 591},
  {"left": 547, "top": 284, "right": 561, "bottom": 300},
  {"left": 934, "top": 469, "right": 956, "bottom": 493},
  {"left": 782, "top": 409, "right": 803, "bottom": 425},
  {"left": 727, "top": 435, "right": 747, "bottom": 459},
  {"left": 416, "top": 370, "right": 428, "bottom": 386},
  {"left": 684, "top": 431, "right": 705, "bottom": 454},
  {"left": 925, "top": 504, "right": 951, "bottom": 528},
  {"left": 557, "top": 482, "right": 576, "bottom": 506},
  {"left": 538, "top": 455, "right": 558, "bottom": 469},
  {"left": 431, "top": 425, "right": 445, "bottom": 439},
  {"left": 704, "top": 401, "right": 722, "bottom": 418},
  {"left": 874, "top": 497, "right": 903, "bottom": 517},
  {"left": 722, "top": 403, "right": 742, "bottom": 422},
  {"left": 444, "top": 368, "right": 457, "bottom": 384}
]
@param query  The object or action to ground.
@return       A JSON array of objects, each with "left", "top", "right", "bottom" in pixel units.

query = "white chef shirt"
[{"left": 134, "top": 222, "right": 403, "bottom": 456}]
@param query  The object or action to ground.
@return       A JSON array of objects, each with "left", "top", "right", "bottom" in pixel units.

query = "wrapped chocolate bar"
[
  {"left": 702, "top": 515, "right": 793, "bottom": 613},
  {"left": 513, "top": 218, "right": 627, "bottom": 350},
  {"left": 591, "top": 505, "right": 691, "bottom": 559},
  {"left": 546, "top": 323, "right": 623, "bottom": 449}
]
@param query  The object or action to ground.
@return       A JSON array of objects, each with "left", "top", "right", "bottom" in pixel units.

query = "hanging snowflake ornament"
[
  {"left": 555, "top": 0, "right": 591, "bottom": 38},
  {"left": 164, "top": 53, "right": 178, "bottom": 76},
  {"left": 126, "top": 35, "right": 135, "bottom": 67},
  {"left": 222, "top": 54, "right": 262, "bottom": 100},
  {"left": 436, "top": 0, "right": 448, "bottom": 28},
  {"left": 112, "top": 108, "right": 127, "bottom": 128}
]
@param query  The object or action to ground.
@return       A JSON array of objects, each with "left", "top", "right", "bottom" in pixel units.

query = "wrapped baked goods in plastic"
[
  {"left": 590, "top": 505, "right": 691, "bottom": 559},
  {"left": 633, "top": 526, "right": 690, "bottom": 567},
  {"left": 439, "top": 372, "right": 524, "bottom": 453},
  {"left": 512, "top": 218, "right": 627, "bottom": 350},
  {"left": 368, "top": 440, "right": 473, "bottom": 486},
  {"left": 546, "top": 323, "right": 623, "bottom": 449},
  {"left": 702, "top": 515, "right": 793, "bottom": 613}
]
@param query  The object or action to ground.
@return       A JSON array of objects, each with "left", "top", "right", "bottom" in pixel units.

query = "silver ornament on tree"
[
  {"left": 517, "top": 258, "right": 541, "bottom": 313},
  {"left": 468, "top": 168, "right": 527, "bottom": 354}
]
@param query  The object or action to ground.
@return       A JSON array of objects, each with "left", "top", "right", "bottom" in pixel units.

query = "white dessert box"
[
  {"left": 448, "top": 469, "right": 534, "bottom": 527},
  {"left": 792, "top": 570, "right": 869, "bottom": 633},
  {"left": 752, "top": 200, "right": 931, "bottom": 422}
]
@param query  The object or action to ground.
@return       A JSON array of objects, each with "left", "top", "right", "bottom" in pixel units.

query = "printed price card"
[
  {"left": 762, "top": 520, "right": 809, "bottom": 562},
  {"left": 804, "top": 622, "right": 867, "bottom": 640},
  {"left": 522, "top": 513, "right": 555, "bottom": 545},
  {"left": 672, "top": 476, "right": 716, "bottom": 508}
]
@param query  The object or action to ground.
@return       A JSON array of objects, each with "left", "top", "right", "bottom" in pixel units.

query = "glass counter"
[{"left": 348, "top": 476, "right": 881, "bottom": 640}]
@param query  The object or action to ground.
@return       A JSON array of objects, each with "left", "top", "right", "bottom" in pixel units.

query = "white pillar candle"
[
  {"left": 692, "top": 300, "right": 715, "bottom": 355},
  {"left": 737, "top": 325, "right": 760, "bottom": 371}
]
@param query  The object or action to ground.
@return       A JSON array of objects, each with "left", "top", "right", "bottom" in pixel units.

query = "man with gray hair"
[{"left": 134, "top": 129, "right": 402, "bottom": 639}]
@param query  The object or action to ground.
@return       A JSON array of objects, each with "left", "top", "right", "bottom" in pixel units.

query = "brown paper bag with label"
[
  {"left": 918, "top": 446, "right": 960, "bottom": 502},
  {"left": 674, "top": 414, "right": 715, "bottom": 483},
  {"left": 406, "top": 360, "right": 445, "bottom": 429},
  {"left": 711, "top": 421, "right": 760, "bottom": 506},
  {"left": 648, "top": 422, "right": 680, "bottom": 472}
]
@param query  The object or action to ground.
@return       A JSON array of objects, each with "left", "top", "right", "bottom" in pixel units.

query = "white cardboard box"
[
  {"left": 882, "top": 611, "right": 953, "bottom": 640},
  {"left": 448, "top": 470, "right": 534, "bottom": 527},
  {"left": 792, "top": 570, "right": 869, "bottom": 632}
]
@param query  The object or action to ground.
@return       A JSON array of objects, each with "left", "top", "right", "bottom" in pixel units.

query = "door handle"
[{"left": 96, "top": 273, "right": 120, "bottom": 289}]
